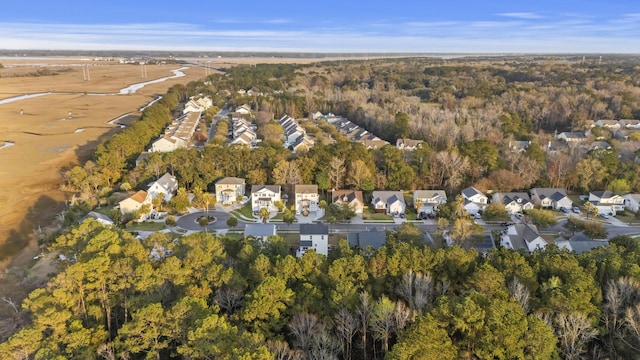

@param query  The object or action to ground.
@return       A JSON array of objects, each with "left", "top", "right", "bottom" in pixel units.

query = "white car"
[{"left": 600, "top": 213, "right": 610, "bottom": 219}]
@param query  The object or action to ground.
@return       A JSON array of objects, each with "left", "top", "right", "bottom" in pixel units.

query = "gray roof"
[
  {"left": 557, "top": 232, "right": 609, "bottom": 254},
  {"left": 532, "top": 188, "right": 568, "bottom": 201},
  {"left": 251, "top": 185, "right": 281, "bottom": 194},
  {"left": 371, "top": 191, "right": 405, "bottom": 205},
  {"left": 496, "top": 192, "right": 531, "bottom": 206},
  {"left": 333, "top": 190, "right": 364, "bottom": 204},
  {"left": 347, "top": 229, "right": 386, "bottom": 249},
  {"left": 216, "top": 177, "right": 245, "bottom": 185},
  {"left": 153, "top": 173, "right": 178, "bottom": 190},
  {"left": 507, "top": 224, "right": 543, "bottom": 251},
  {"left": 414, "top": 190, "right": 447, "bottom": 200},
  {"left": 79, "top": 211, "right": 113, "bottom": 224},
  {"left": 300, "top": 223, "right": 329, "bottom": 235},
  {"left": 462, "top": 186, "right": 483, "bottom": 198},
  {"left": 244, "top": 223, "right": 277, "bottom": 238},
  {"left": 591, "top": 190, "right": 616, "bottom": 199}
]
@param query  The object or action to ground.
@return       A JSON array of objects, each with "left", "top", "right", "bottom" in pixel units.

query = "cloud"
[{"left": 497, "top": 12, "right": 543, "bottom": 19}]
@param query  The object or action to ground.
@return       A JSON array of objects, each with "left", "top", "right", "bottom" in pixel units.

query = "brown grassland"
[{"left": 0, "top": 59, "right": 204, "bottom": 318}]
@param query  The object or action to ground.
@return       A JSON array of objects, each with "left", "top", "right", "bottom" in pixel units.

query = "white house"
[
  {"left": 119, "top": 190, "right": 152, "bottom": 218},
  {"left": 294, "top": 185, "right": 319, "bottom": 214},
  {"left": 215, "top": 177, "right": 246, "bottom": 205},
  {"left": 79, "top": 211, "right": 114, "bottom": 227},
  {"left": 588, "top": 190, "right": 625, "bottom": 215},
  {"left": 235, "top": 104, "right": 251, "bottom": 114},
  {"left": 413, "top": 190, "right": 447, "bottom": 215},
  {"left": 556, "top": 232, "right": 609, "bottom": 254},
  {"left": 500, "top": 224, "right": 548, "bottom": 252},
  {"left": 310, "top": 110, "right": 323, "bottom": 120},
  {"left": 371, "top": 191, "right": 406, "bottom": 216},
  {"left": 595, "top": 119, "right": 621, "bottom": 130},
  {"left": 492, "top": 192, "right": 534, "bottom": 214},
  {"left": 556, "top": 131, "right": 588, "bottom": 142},
  {"left": 623, "top": 194, "right": 640, "bottom": 213},
  {"left": 530, "top": 188, "right": 573, "bottom": 210},
  {"left": 396, "top": 138, "right": 424, "bottom": 151},
  {"left": 244, "top": 223, "right": 277, "bottom": 243},
  {"left": 151, "top": 136, "right": 185, "bottom": 153},
  {"left": 150, "top": 111, "right": 201, "bottom": 153},
  {"left": 251, "top": 185, "right": 281, "bottom": 213},
  {"left": 620, "top": 119, "right": 640, "bottom": 129},
  {"left": 147, "top": 173, "right": 178, "bottom": 202},
  {"left": 461, "top": 186, "right": 488, "bottom": 215},
  {"left": 297, "top": 223, "right": 329, "bottom": 257},
  {"left": 332, "top": 190, "right": 364, "bottom": 214}
]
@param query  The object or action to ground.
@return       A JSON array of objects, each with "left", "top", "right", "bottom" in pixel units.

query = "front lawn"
[
  {"left": 614, "top": 211, "right": 640, "bottom": 225},
  {"left": 362, "top": 207, "right": 393, "bottom": 221},
  {"left": 233, "top": 202, "right": 256, "bottom": 220}
]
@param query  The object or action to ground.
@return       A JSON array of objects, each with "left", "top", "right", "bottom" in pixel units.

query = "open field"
[{"left": 0, "top": 59, "right": 205, "bottom": 318}]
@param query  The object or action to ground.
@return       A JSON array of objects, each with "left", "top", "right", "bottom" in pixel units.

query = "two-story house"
[
  {"left": 588, "top": 190, "right": 625, "bottom": 215},
  {"left": 294, "top": 184, "right": 319, "bottom": 215},
  {"left": 215, "top": 177, "right": 246, "bottom": 205},
  {"left": 119, "top": 190, "right": 152, "bottom": 219},
  {"left": 530, "top": 188, "right": 572, "bottom": 210},
  {"left": 244, "top": 223, "right": 277, "bottom": 244},
  {"left": 251, "top": 185, "right": 281, "bottom": 213},
  {"left": 332, "top": 190, "right": 364, "bottom": 214},
  {"left": 623, "top": 193, "right": 640, "bottom": 213},
  {"left": 461, "top": 186, "right": 488, "bottom": 215},
  {"left": 413, "top": 190, "right": 447, "bottom": 215},
  {"left": 371, "top": 191, "right": 406, "bottom": 216},
  {"left": 500, "top": 224, "right": 548, "bottom": 252},
  {"left": 147, "top": 173, "right": 178, "bottom": 202},
  {"left": 298, "top": 223, "right": 329, "bottom": 257},
  {"left": 491, "top": 192, "right": 534, "bottom": 214}
]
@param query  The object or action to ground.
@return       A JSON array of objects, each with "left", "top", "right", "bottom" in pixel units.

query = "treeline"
[{"left": 1, "top": 220, "right": 639, "bottom": 359}]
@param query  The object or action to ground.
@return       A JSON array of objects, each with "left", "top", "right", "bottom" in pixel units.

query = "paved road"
[{"left": 176, "top": 211, "right": 232, "bottom": 230}]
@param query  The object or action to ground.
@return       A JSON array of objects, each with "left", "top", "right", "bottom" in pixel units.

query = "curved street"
[{"left": 176, "top": 210, "right": 232, "bottom": 230}]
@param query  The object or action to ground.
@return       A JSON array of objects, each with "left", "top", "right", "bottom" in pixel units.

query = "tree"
[
  {"left": 242, "top": 276, "right": 294, "bottom": 335},
  {"left": 259, "top": 207, "right": 270, "bottom": 223},
  {"left": 170, "top": 187, "right": 191, "bottom": 213},
  {"left": 394, "top": 112, "right": 411, "bottom": 140},
  {"left": 369, "top": 296, "right": 396, "bottom": 355},
  {"left": 272, "top": 160, "right": 301, "bottom": 185},
  {"left": 117, "top": 303, "right": 170, "bottom": 360},
  {"left": 608, "top": 178, "right": 631, "bottom": 195},
  {"left": 282, "top": 209, "right": 296, "bottom": 227},
  {"left": 329, "top": 157, "right": 346, "bottom": 190},
  {"left": 334, "top": 308, "right": 359, "bottom": 360},
  {"left": 526, "top": 209, "right": 557, "bottom": 229},
  {"left": 449, "top": 218, "right": 477, "bottom": 246},
  {"left": 197, "top": 216, "right": 210, "bottom": 232},
  {"left": 582, "top": 221, "right": 607, "bottom": 239},
  {"left": 347, "top": 159, "right": 372, "bottom": 189},
  {"left": 547, "top": 313, "right": 598, "bottom": 360},
  {"left": 226, "top": 216, "right": 238, "bottom": 229},
  {"left": 388, "top": 314, "right": 457, "bottom": 360},
  {"left": 583, "top": 202, "right": 598, "bottom": 220}
]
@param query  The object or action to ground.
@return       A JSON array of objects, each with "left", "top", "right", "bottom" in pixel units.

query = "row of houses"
[
  {"left": 230, "top": 112, "right": 258, "bottom": 146},
  {"left": 313, "top": 112, "right": 389, "bottom": 149},
  {"left": 118, "top": 173, "right": 179, "bottom": 219},
  {"left": 278, "top": 114, "right": 315, "bottom": 152},
  {"left": 150, "top": 111, "right": 202, "bottom": 153},
  {"left": 183, "top": 96, "right": 213, "bottom": 114}
]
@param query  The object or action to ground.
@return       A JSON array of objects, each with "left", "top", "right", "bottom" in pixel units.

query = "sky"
[{"left": 1, "top": 0, "right": 639, "bottom": 53}]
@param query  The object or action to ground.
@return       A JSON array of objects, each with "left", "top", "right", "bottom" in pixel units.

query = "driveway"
[{"left": 176, "top": 211, "right": 234, "bottom": 231}]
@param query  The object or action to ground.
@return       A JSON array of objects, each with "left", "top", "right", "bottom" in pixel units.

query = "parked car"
[
  {"left": 572, "top": 207, "right": 580, "bottom": 214},
  {"left": 514, "top": 213, "right": 524, "bottom": 219},
  {"left": 399, "top": 213, "right": 405, "bottom": 219},
  {"left": 474, "top": 213, "right": 482, "bottom": 219},
  {"left": 600, "top": 213, "right": 610, "bottom": 219},
  {"left": 560, "top": 207, "right": 569, "bottom": 214}
]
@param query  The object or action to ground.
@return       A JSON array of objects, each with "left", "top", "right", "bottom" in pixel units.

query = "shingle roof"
[
  {"left": 295, "top": 184, "right": 318, "bottom": 194},
  {"left": 300, "top": 223, "right": 329, "bottom": 235},
  {"left": 251, "top": 185, "right": 280, "bottom": 194},
  {"left": 216, "top": 177, "right": 245, "bottom": 185},
  {"left": 244, "top": 224, "right": 277, "bottom": 238},
  {"left": 333, "top": 190, "right": 363, "bottom": 204},
  {"left": 129, "top": 190, "right": 148, "bottom": 204}
]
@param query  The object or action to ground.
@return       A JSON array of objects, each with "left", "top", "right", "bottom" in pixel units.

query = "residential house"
[
  {"left": 244, "top": 223, "right": 277, "bottom": 243},
  {"left": 79, "top": 211, "right": 114, "bottom": 226},
  {"left": 278, "top": 114, "right": 306, "bottom": 144},
  {"left": 396, "top": 138, "right": 424, "bottom": 151},
  {"left": 347, "top": 227, "right": 387, "bottom": 249},
  {"left": 461, "top": 186, "right": 488, "bottom": 215},
  {"left": 623, "top": 193, "right": 640, "bottom": 213},
  {"left": 147, "top": 173, "right": 178, "bottom": 202},
  {"left": 298, "top": 223, "right": 329, "bottom": 257},
  {"left": 556, "top": 232, "right": 609, "bottom": 254},
  {"left": 588, "top": 190, "right": 625, "bottom": 215},
  {"left": 235, "top": 104, "right": 251, "bottom": 114},
  {"left": 595, "top": 119, "right": 621, "bottom": 130},
  {"left": 620, "top": 119, "right": 640, "bottom": 129},
  {"left": 292, "top": 134, "right": 315, "bottom": 153},
  {"left": 371, "top": 191, "right": 406, "bottom": 216},
  {"left": 332, "top": 190, "right": 364, "bottom": 214},
  {"left": 508, "top": 140, "right": 531, "bottom": 153},
  {"left": 556, "top": 131, "right": 588, "bottom": 143},
  {"left": 150, "top": 111, "right": 201, "bottom": 152},
  {"left": 294, "top": 185, "right": 319, "bottom": 214},
  {"left": 183, "top": 96, "right": 212, "bottom": 114},
  {"left": 215, "top": 177, "right": 246, "bottom": 205},
  {"left": 310, "top": 110, "right": 323, "bottom": 120},
  {"left": 413, "top": 190, "right": 447, "bottom": 215},
  {"left": 530, "top": 188, "right": 572, "bottom": 210},
  {"left": 251, "top": 185, "right": 281, "bottom": 213},
  {"left": 119, "top": 190, "right": 152, "bottom": 217},
  {"left": 492, "top": 192, "right": 534, "bottom": 214},
  {"left": 500, "top": 224, "right": 548, "bottom": 252}
]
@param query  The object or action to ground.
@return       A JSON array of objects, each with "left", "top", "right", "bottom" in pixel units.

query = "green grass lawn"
[
  {"left": 232, "top": 203, "right": 256, "bottom": 220},
  {"left": 362, "top": 208, "right": 393, "bottom": 221},
  {"left": 614, "top": 212, "right": 640, "bottom": 225},
  {"left": 127, "top": 221, "right": 166, "bottom": 231},
  {"left": 94, "top": 206, "right": 116, "bottom": 217}
]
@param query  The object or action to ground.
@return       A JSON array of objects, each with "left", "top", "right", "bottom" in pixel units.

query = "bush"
[{"left": 165, "top": 215, "right": 177, "bottom": 227}]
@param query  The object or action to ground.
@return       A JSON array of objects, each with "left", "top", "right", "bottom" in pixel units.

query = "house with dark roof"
[
  {"left": 215, "top": 177, "right": 246, "bottom": 205},
  {"left": 492, "top": 192, "right": 533, "bottom": 214},
  {"left": 530, "top": 188, "right": 572, "bottom": 210},
  {"left": 588, "top": 190, "right": 625, "bottom": 215},
  {"left": 500, "top": 224, "right": 547, "bottom": 252},
  {"left": 347, "top": 228, "right": 387, "bottom": 249},
  {"left": 251, "top": 185, "right": 281, "bottom": 213},
  {"left": 396, "top": 138, "right": 424, "bottom": 151},
  {"left": 371, "top": 191, "right": 406, "bottom": 216},
  {"left": 333, "top": 190, "right": 364, "bottom": 214},
  {"left": 244, "top": 223, "right": 277, "bottom": 243},
  {"left": 297, "top": 223, "right": 329, "bottom": 257},
  {"left": 556, "top": 232, "right": 609, "bottom": 254},
  {"left": 147, "top": 173, "right": 178, "bottom": 202},
  {"left": 461, "top": 186, "right": 488, "bottom": 215},
  {"left": 556, "top": 131, "right": 588, "bottom": 143}
]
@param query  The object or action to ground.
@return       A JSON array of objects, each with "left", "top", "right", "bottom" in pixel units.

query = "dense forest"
[{"left": 3, "top": 56, "right": 640, "bottom": 359}]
